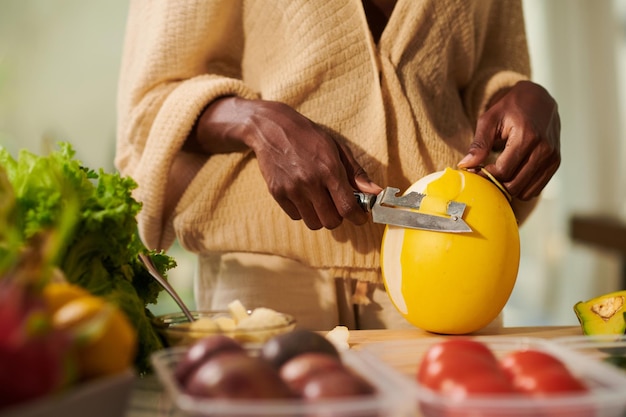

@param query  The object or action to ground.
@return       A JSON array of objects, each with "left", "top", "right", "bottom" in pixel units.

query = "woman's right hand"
[{"left": 188, "top": 97, "right": 382, "bottom": 230}]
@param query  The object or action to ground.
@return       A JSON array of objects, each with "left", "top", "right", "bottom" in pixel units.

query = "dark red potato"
[
  {"left": 184, "top": 351, "right": 294, "bottom": 400},
  {"left": 174, "top": 335, "right": 244, "bottom": 385},
  {"left": 261, "top": 329, "right": 339, "bottom": 369},
  {"left": 280, "top": 352, "right": 344, "bottom": 395},
  {"left": 301, "top": 368, "right": 375, "bottom": 399}
]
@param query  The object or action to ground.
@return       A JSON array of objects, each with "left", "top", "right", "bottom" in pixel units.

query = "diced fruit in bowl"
[{"left": 152, "top": 300, "right": 296, "bottom": 346}]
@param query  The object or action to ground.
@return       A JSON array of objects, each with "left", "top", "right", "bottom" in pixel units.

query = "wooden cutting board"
[{"left": 348, "top": 326, "right": 582, "bottom": 348}]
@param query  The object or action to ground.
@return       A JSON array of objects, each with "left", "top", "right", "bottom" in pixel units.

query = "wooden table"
[{"left": 124, "top": 326, "right": 582, "bottom": 416}]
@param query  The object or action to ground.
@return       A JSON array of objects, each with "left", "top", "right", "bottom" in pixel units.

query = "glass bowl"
[{"left": 152, "top": 310, "right": 296, "bottom": 347}]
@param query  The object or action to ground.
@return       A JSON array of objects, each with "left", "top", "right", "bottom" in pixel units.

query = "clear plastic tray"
[
  {"left": 362, "top": 336, "right": 626, "bottom": 417},
  {"left": 0, "top": 370, "right": 135, "bottom": 417},
  {"left": 151, "top": 346, "right": 414, "bottom": 417},
  {"left": 553, "top": 334, "right": 626, "bottom": 372}
]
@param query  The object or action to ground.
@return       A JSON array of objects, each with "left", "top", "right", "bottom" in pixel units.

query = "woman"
[{"left": 116, "top": 0, "right": 560, "bottom": 330}]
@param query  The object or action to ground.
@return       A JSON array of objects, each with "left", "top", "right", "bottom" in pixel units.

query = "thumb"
[
  {"left": 354, "top": 168, "right": 383, "bottom": 194},
  {"left": 458, "top": 122, "right": 495, "bottom": 169},
  {"left": 336, "top": 140, "right": 383, "bottom": 194}
]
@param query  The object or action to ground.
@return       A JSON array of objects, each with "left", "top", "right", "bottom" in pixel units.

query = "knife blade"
[{"left": 354, "top": 187, "right": 472, "bottom": 233}]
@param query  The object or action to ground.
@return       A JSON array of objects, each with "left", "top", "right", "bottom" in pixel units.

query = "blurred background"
[{"left": 1, "top": 0, "right": 624, "bottom": 326}]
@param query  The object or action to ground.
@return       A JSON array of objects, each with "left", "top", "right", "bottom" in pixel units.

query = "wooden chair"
[{"left": 569, "top": 214, "right": 626, "bottom": 290}]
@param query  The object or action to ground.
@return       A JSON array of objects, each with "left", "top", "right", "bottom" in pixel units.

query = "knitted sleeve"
[
  {"left": 115, "top": 0, "right": 259, "bottom": 250},
  {"left": 461, "top": 0, "right": 531, "bottom": 125}
]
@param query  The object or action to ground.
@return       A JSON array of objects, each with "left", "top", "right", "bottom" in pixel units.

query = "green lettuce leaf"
[{"left": 0, "top": 142, "right": 175, "bottom": 373}]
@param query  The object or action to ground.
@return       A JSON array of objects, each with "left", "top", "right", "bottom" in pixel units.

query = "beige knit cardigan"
[{"left": 116, "top": 0, "right": 530, "bottom": 284}]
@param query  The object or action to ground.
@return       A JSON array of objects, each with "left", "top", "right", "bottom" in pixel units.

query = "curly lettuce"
[{"left": 0, "top": 142, "right": 175, "bottom": 373}]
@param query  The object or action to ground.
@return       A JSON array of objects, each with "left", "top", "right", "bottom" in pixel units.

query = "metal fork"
[{"left": 138, "top": 253, "right": 195, "bottom": 322}]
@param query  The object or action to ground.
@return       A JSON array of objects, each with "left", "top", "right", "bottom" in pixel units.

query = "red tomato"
[
  {"left": 417, "top": 342, "right": 593, "bottom": 417},
  {"left": 422, "top": 338, "right": 498, "bottom": 365},
  {"left": 500, "top": 350, "right": 569, "bottom": 376},
  {"left": 500, "top": 350, "right": 593, "bottom": 417},
  {"left": 507, "top": 367, "right": 588, "bottom": 396},
  {"left": 439, "top": 372, "right": 516, "bottom": 399},
  {"left": 417, "top": 339, "right": 515, "bottom": 396},
  {"left": 500, "top": 350, "right": 588, "bottom": 396}
]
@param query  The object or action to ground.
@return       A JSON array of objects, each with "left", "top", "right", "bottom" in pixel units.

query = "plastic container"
[
  {"left": 362, "top": 336, "right": 626, "bottom": 417},
  {"left": 152, "top": 310, "right": 296, "bottom": 347},
  {"left": 553, "top": 335, "right": 626, "bottom": 373},
  {"left": 0, "top": 370, "right": 135, "bottom": 417},
  {"left": 151, "top": 346, "right": 414, "bottom": 417}
]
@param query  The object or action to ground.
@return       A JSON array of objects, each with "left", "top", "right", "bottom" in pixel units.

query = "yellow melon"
[{"left": 381, "top": 168, "right": 520, "bottom": 334}]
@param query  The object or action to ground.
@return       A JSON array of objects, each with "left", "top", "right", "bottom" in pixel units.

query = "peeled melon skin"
[{"left": 381, "top": 169, "right": 520, "bottom": 335}]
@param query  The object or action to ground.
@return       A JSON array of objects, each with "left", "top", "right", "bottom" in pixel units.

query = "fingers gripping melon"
[{"left": 381, "top": 168, "right": 520, "bottom": 334}]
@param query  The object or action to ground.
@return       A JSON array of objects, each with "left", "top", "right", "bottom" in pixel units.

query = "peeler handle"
[{"left": 354, "top": 192, "right": 376, "bottom": 213}]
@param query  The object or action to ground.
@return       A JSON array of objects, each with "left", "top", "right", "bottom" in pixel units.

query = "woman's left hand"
[{"left": 458, "top": 80, "right": 561, "bottom": 200}]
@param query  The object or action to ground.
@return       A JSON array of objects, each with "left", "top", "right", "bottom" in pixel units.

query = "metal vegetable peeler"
[{"left": 354, "top": 187, "right": 472, "bottom": 233}]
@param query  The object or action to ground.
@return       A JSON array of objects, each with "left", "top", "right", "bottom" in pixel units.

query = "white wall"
[
  {"left": 504, "top": 0, "right": 625, "bottom": 326},
  {"left": 0, "top": 0, "right": 196, "bottom": 314},
  {"left": 0, "top": 0, "right": 127, "bottom": 170}
]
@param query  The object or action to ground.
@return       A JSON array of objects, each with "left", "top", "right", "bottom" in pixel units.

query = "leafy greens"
[{"left": 0, "top": 142, "right": 175, "bottom": 373}]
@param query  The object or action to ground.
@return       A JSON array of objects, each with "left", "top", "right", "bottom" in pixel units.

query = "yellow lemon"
[
  {"left": 381, "top": 168, "right": 520, "bottom": 334},
  {"left": 42, "top": 282, "right": 91, "bottom": 314},
  {"left": 52, "top": 296, "right": 137, "bottom": 379}
]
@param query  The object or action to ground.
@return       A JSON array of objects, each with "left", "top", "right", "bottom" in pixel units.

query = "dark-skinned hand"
[
  {"left": 458, "top": 80, "right": 561, "bottom": 200},
  {"left": 187, "top": 97, "right": 382, "bottom": 230}
]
